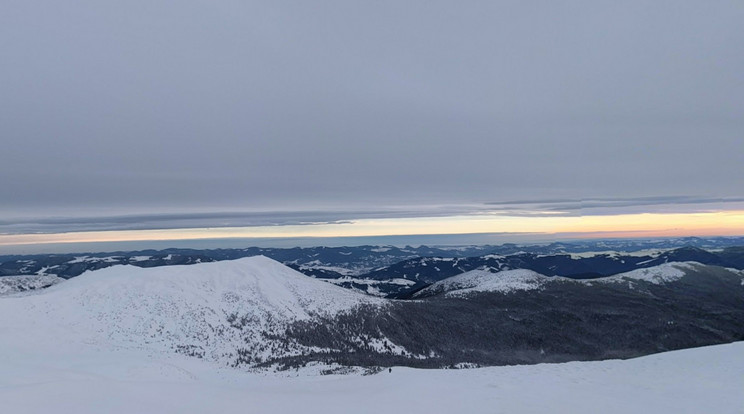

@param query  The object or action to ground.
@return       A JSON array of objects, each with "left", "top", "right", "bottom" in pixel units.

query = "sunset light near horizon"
[{"left": 2, "top": 210, "right": 743, "bottom": 248}]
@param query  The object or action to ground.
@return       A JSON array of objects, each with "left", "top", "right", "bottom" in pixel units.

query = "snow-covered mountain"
[
  {"left": 4, "top": 239, "right": 744, "bottom": 290},
  {"left": 272, "top": 261, "right": 744, "bottom": 368},
  {"left": 413, "top": 268, "right": 547, "bottom": 297},
  {"left": 413, "top": 262, "right": 701, "bottom": 298},
  {"left": 357, "top": 247, "right": 744, "bottom": 297},
  {"left": 0, "top": 256, "right": 384, "bottom": 368}
]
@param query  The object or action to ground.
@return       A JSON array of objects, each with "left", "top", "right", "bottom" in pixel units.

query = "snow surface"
[{"left": 0, "top": 336, "right": 741, "bottom": 414}]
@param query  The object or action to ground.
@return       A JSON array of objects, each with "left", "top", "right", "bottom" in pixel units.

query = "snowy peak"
[
  {"left": 2, "top": 256, "right": 383, "bottom": 367},
  {"left": 49, "top": 255, "right": 381, "bottom": 320},
  {"left": 597, "top": 262, "right": 696, "bottom": 285},
  {"left": 414, "top": 268, "right": 548, "bottom": 297}
]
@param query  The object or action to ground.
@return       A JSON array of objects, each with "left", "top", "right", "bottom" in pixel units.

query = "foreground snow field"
[{"left": 0, "top": 340, "right": 742, "bottom": 414}]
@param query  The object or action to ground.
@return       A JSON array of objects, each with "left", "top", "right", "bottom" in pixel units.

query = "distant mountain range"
[
  {"left": 275, "top": 261, "right": 744, "bottom": 368},
  {"left": 3, "top": 237, "right": 744, "bottom": 298},
  {"left": 345, "top": 245, "right": 744, "bottom": 297},
  {"left": 2, "top": 257, "right": 742, "bottom": 370}
]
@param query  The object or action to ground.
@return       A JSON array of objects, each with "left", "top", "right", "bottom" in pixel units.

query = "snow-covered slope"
[
  {"left": 416, "top": 262, "right": 710, "bottom": 297},
  {"left": 414, "top": 269, "right": 548, "bottom": 297},
  {"left": 0, "top": 256, "right": 383, "bottom": 367},
  {"left": 597, "top": 261, "right": 696, "bottom": 284},
  {"left": 48, "top": 255, "right": 379, "bottom": 318},
  {"left": 0, "top": 274, "right": 64, "bottom": 295}
]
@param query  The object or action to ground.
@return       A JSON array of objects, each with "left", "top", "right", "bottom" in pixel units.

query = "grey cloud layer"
[
  {"left": 1, "top": 1, "right": 742, "bottom": 218},
  {"left": 487, "top": 196, "right": 744, "bottom": 216}
]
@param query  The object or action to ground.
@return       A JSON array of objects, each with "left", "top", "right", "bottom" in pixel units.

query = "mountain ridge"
[{"left": 2, "top": 256, "right": 743, "bottom": 370}]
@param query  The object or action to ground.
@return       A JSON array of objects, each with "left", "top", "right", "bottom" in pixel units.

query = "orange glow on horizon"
[{"left": 1, "top": 210, "right": 743, "bottom": 246}]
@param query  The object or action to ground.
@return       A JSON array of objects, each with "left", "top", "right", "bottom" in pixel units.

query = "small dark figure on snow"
[{"left": 388, "top": 368, "right": 392, "bottom": 373}]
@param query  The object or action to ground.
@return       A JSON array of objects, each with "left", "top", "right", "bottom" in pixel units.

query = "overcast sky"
[{"left": 1, "top": 1, "right": 743, "bottom": 239}]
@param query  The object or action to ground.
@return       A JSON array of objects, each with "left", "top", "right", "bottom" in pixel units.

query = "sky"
[{"left": 1, "top": 1, "right": 743, "bottom": 252}]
